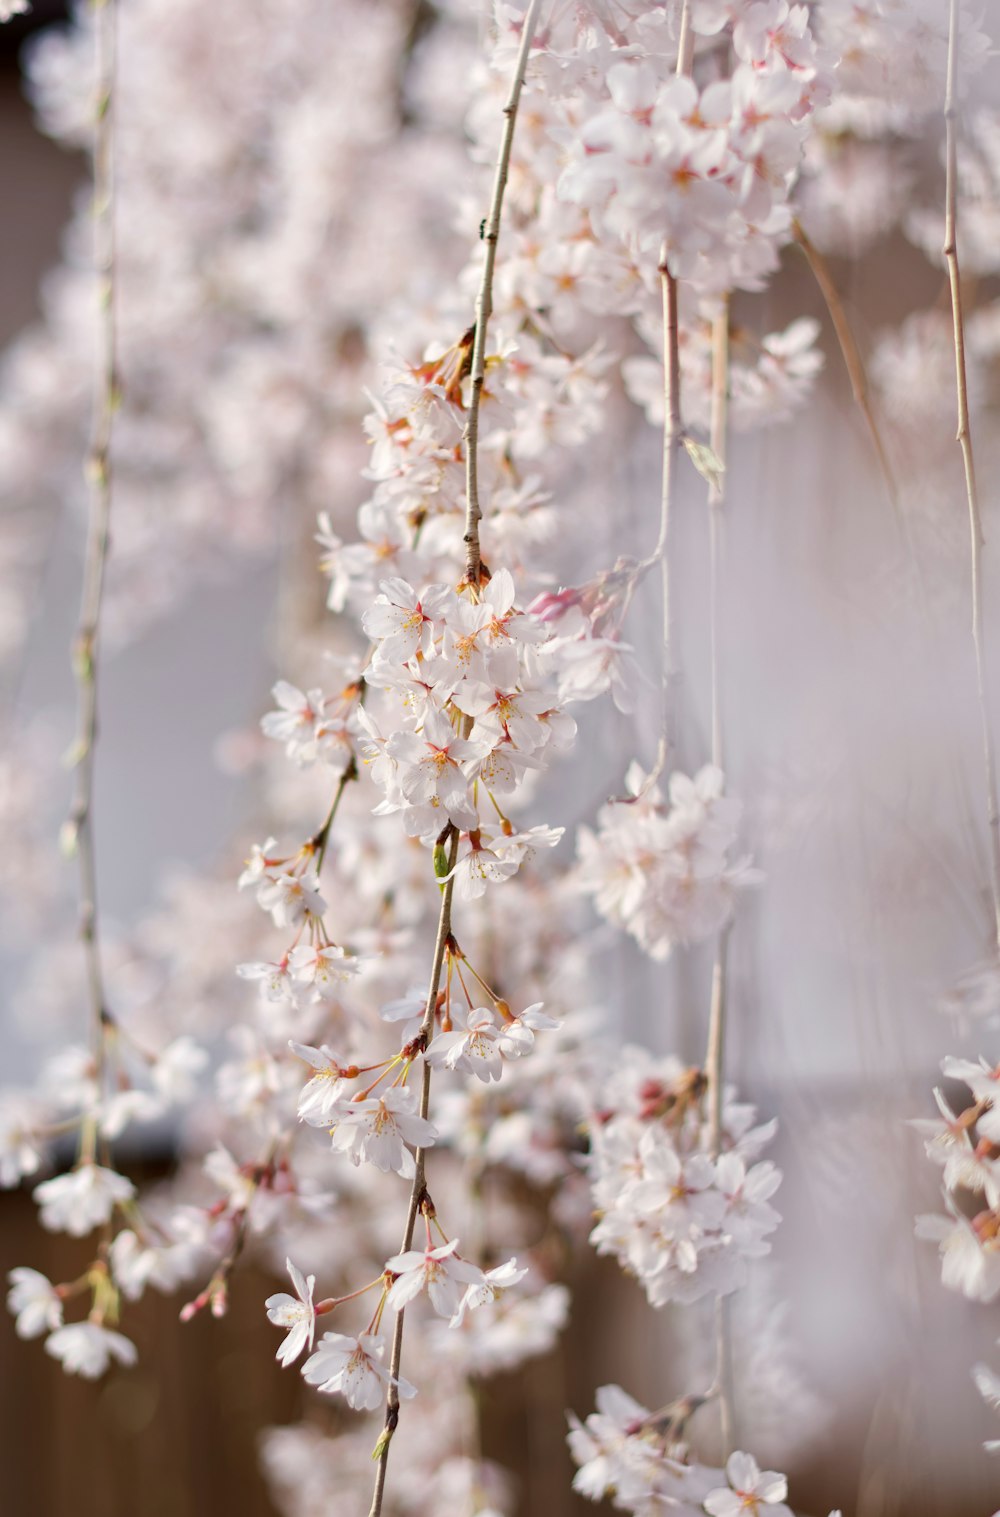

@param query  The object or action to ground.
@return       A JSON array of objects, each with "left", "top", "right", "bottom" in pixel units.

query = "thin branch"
[
  {"left": 791, "top": 218, "right": 899, "bottom": 515},
  {"left": 944, "top": 0, "right": 1000, "bottom": 952},
  {"left": 647, "top": 0, "right": 693, "bottom": 782},
  {"left": 704, "top": 306, "right": 728, "bottom": 1152},
  {"left": 674, "top": 0, "right": 695, "bottom": 76},
  {"left": 463, "top": 0, "right": 545, "bottom": 585},
  {"left": 707, "top": 304, "right": 727, "bottom": 773},
  {"left": 310, "top": 760, "right": 357, "bottom": 873},
  {"left": 703, "top": 302, "right": 735, "bottom": 1456},
  {"left": 69, "top": 0, "right": 119, "bottom": 1110},
  {"left": 713, "top": 1293, "right": 735, "bottom": 1457},
  {"left": 367, "top": 826, "right": 459, "bottom": 1517},
  {"left": 650, "top": 263, "right": 683, "bottom": 777}
]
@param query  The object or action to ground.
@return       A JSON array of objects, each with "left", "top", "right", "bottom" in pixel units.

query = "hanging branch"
[
  {"left": 943, "top": 0, "right": 1000, "bottom": 953},
  {"left": 703, "top": 302, "right": 735, "bottom": 1457},
  {"left": 67, "top": 0, "right": 120, "bottom": 1124},
  {"left": 651, "top": 262, "right": 683, "bottom": 775},
  {"left": 704, "top": 304, "right": 729, "bottom": 1160},
  {"left": 463, "top": 0, "right": 546, "bottom": 586},
  {"left": 649, "top": 0, "right": 693, "bottom": 780},
  {"left": 791, "top": 219, "right": 900, "bottom": 515},
  {"left": 367, "top": 9, "right": 544, "bottom": 1514}
]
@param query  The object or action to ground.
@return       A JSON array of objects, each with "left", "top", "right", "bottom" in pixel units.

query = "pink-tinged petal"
[
  {"left": 386, "top": 1269, "right": 426, "bottom": 1312},
  {"left": 424, "top": 1031, "right": 466, "bottom": 1066},
  {"left": 756, "top": 1471, "right": 788, "bottom": 1502},
  {"left": 288, "top": 1041, "right": 327, "bottom": 1070},
  {"left": 286, "top": 1257, "right": 313, "bottom": 1305},
  {"left": 704, "top": 1491, "right": 742, "bottom": 1517},
  {"left": 726, "top": 1451, "right": 760, "bottom": 1492},
  {"left": 265, "top": 1291, "right": 297, "bottom": 1318},
  {"left": 385, "top": 1248, "right": 424, "bottom": 1272}
]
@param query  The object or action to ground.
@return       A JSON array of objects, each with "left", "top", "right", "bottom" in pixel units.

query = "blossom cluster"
[
  {"left": 556, "top": 4, "right": 831, "bottom": 297},
  {"left": 568, "top": 1384, "right": 839, "bottom": 1517},
  {"left": 576, "top": 762, "right": 759, "bottom": 961},
  {"left": 915, "top": 1054, "right": 1000, "bottom": 1452},
  {"left": 585, "top": 1046, "right": 780, "bottom": 1306},
  {"left": 915, "top": 1053, "right": 1000, "bottom": 1303},
  {"left": 1, "top": 1023, "right": 208, "bottom": 1375}
]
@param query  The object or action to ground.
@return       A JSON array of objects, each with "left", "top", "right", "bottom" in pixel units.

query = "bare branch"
[
  {"left": 463, "top": 0, "right": 545, "bottom": 585},
  {"left": 69, "top": 0, "right": 119, "bottom": 1119}
]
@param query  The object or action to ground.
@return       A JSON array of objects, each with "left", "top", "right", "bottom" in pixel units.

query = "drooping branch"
[
  {"left": 463, "top": 0, "right": 545, "bottom": 585},
  {"left": 791, "top": 218, "right": 899, "bottom": 516},
  {"left": 703, "top": 302, "right": 735, "bottom": 1457},
  {"left": 68, "top": 0, "right": 119, "bottom": 1118},
  {"left": 651, "top": 263, "right": 683, "bottom": 775},
  {"left": 704, "top": 304, "right": 730, "bottom": 1160},
  {"left": 648, "top": 0, "right": 693, "bottom": 780},
  {"left": 943, "top": 0, "right": 1000, "bottom": 953},
  {"left": 366, "top": 826, "right": 459, "bottom": 1517},
  {"left": 368, "top": 9, "right": 544, "bottom": 1511}
]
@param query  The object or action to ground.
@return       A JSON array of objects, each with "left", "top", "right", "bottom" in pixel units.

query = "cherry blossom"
[
  {"left": 363, "top": 579, "right": 453, "bottom": 665},
  {"left": 34, "top": 1164, "right": 136, "bottom": 1238},
  {"left": 425, "top": 1009, "right": 506, "bottom": 1084},
  {"left": 704, "top": 1452, "right": 793, "bottom": 1517},
  {"left": 301, "top": 1330, "right": 415, "bottom": 1411},
  {"left": 265, "top": 1257, "right": 317, "bottom": 1366},
  {"left": 577, "top": 764, "right": 760, "bottom": 960},
  {"left": 238, "top": 841, "right": 327, "bottom": 928},
  {"left": 973, "top": 1354, "right": 1000, "bottom": 1454},
  {"left": 286, "top": 943, "right": 367, "bottom": 999},
  {"left": 328, "top": 1086, "right": 438, "bottom": 1178},
  {"left": 916, "top": 1202, "right": 1000, "bottom": 1304},
  {"left": 385, "top": 1239, "right": 483, "bottom": 1319},
  {"left": 261, "top": 682, "right": 328, "bottom": 765},
  {"left": 45, "top": 1322, "right": 138, "bottom": 1380},
  {"left": 290, "top": 1041, "right": 351, "bottom": 1124},
  {"left": 568, "top": 1383, "right": 721, "bottom": 1515},
  {"left": 0, "top": 1094, "right": 47, "bottom": 1187},
  {"left": 6, "top": 1268, "right": 63, "bottom": 1339},
  {"left": 449, "top": 1257, "right": 528, "bottom": 1328},
  {"left": 109, "top": 1230, "right": 196, "bottom": 1302}
]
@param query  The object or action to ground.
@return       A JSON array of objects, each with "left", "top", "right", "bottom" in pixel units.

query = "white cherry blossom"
[
  {"left": 301, "top": 1330, "right": 415, "bottom": 1410},
  {"left": 328, "top": 1086, "right": 438, "bottom": 1177},
  {"left": 261, "top": 681, "right": 326, "bottom": 765},
  {"left": 265, "top": 1257, "right": 317, "bottom": 1366},
  {"left": 34, "top": 1165, "right": 136, "bottom": 1238},
  {"left": 425, "top": 1008, "right": 505, "bottom": 1084},
  {"left": 703, "top": 1451, "right": 793, "bottom": 1517},
  {"left": 45, "top": 1322, "right": 138, "bottom": 1380},
  {"left": 385, "top": 1238, "right": 483, "bottom": 1318},
  {"left": 287, "top": 943, "right": 367, "bottom": 999},
  {"left": 291, "top": 1041, "right": 351, "bottom": 1124},
  {"left": 6, "top": 1267, "right": 63, "bottom": 1339},
  {"left": 449, "top": 1257, "right": 527, "bottom": 1327}
]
